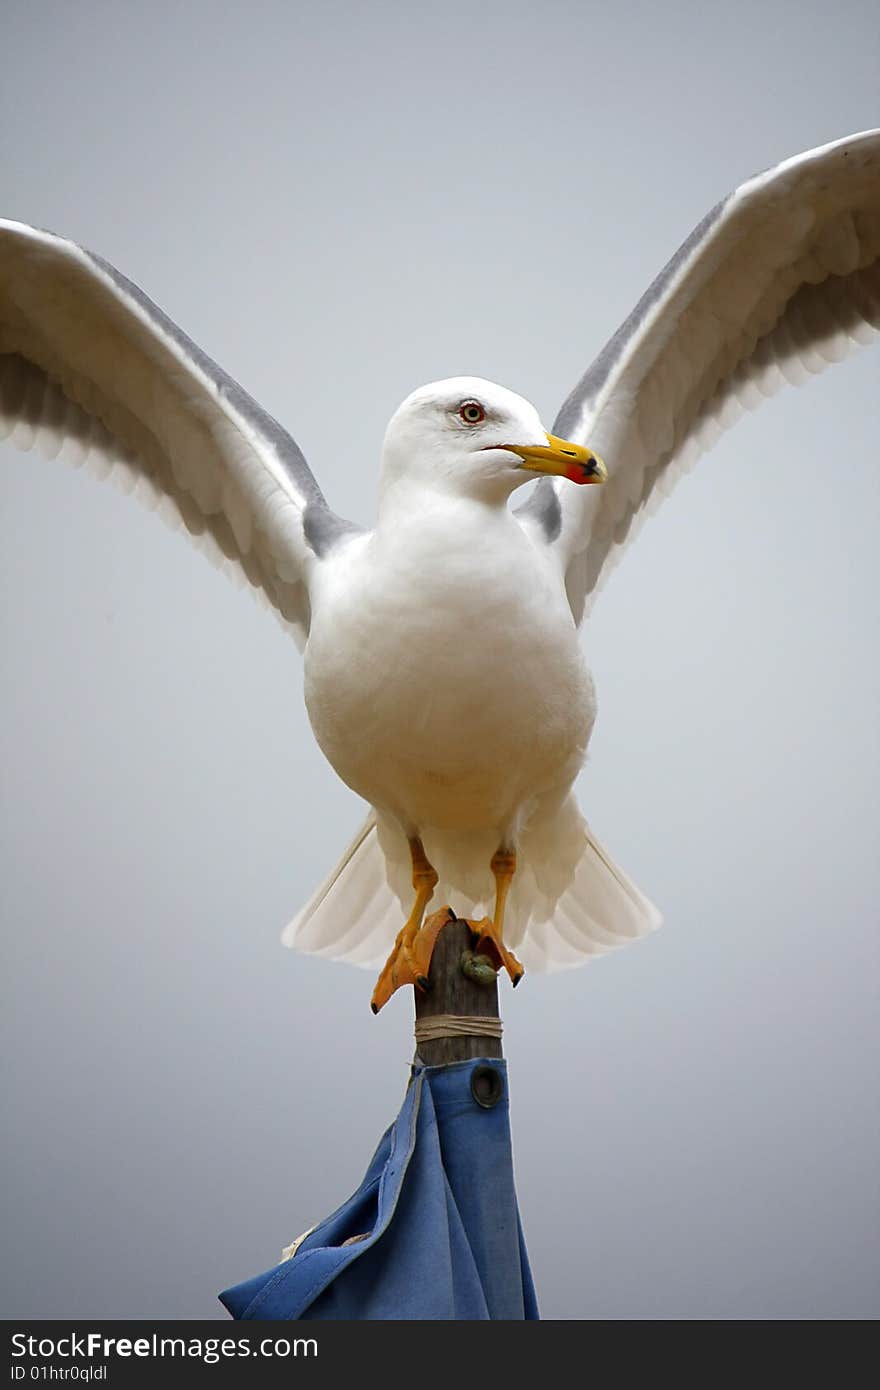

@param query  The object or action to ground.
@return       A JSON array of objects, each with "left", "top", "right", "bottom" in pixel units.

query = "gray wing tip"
[
  {"left": 2, "top": 217, "right": 330, "bottom": 511},
  {"left": 2, "top": 216, "right": 364, "bottom": 573},
  {"left": 554, "top": 129, "right": 880, "bottom": 435}
]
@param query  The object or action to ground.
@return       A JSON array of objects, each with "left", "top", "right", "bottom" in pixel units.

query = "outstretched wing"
[
  {"left": 0, "top": 220, "right": 361, "bottom": 646},
  {"left": 517, "top": 130, "right": 879, "bottom": 624}
]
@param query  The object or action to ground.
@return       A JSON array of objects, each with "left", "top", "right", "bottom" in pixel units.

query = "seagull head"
[{"left": 380, "top": 377, "right": 606, "bottom": 503}]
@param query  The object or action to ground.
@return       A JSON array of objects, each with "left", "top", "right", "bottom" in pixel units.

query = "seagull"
[{"left": 1, "top": 130, "right": 877, "bottom": 1013}]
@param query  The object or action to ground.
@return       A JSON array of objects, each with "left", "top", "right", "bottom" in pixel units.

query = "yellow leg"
[
  {"left": 371, "top": 839, "right": 449, "bottom": 1014},
  {"left": 468, "top": 848, "right": 524, "bottom": 987}
]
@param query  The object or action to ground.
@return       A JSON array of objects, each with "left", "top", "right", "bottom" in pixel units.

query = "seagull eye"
[{"left": 458, "top": 400, "right": 486, "bottom": 425}]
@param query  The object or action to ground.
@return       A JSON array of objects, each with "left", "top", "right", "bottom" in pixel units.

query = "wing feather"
[
  {"left": 0, "top": 221, "right": 360, "bottom": 644},
  {"left": 517, "top": 131, "right": 879, "bottom": 621}
]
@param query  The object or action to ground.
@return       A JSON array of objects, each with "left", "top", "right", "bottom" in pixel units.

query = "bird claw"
[
  {"left": 463, "top": 917, "right": 524, "bottom": 988},
  {"left": 370, "top": 904, "right": 523, "bottom": 1012},
  {"left": 370, "top": 906, "right": 455, "bottom": 1014}
]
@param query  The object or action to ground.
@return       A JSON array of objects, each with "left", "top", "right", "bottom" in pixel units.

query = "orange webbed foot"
[
  {"left": 464, "top": 917, "right": 524, "bottom": 988},
  {"left": 370, "top": 906, "right": 456, "bottom": 1014}
]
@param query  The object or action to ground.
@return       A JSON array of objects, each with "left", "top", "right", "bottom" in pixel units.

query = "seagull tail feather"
[
  {"left": 281, "top": 811, "right": 403, "bottom": 971},
  {"left": 282, "top": 803, "right": 662, "bottom": 977},
  {"left": 517, "top": 811, "right": 663, "bottom": 972}
]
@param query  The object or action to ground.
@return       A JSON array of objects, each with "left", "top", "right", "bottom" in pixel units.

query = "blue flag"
[{"left": 220, "top": 1058, "right": 538, "bottom": 1320}]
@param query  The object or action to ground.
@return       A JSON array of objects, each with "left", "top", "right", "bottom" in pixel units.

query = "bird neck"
[{"left": 378, "top": 468, "right": 521, "bottom": 525}]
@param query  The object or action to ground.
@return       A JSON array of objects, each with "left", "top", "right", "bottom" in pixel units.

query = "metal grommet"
[{"left": 470, "top": 1064, "right": 503, "bottom": 1110}]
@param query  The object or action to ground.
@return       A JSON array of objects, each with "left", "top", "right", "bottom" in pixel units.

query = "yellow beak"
[{"left": 504, "top": 433, "right": 607, "bottom": 485}]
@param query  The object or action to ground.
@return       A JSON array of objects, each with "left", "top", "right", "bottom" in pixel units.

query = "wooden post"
[{"left": 413, "top": 916, "right": 503, "bottom": 1066}]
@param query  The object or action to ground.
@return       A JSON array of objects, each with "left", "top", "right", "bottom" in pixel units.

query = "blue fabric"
[{"left": 219, "top": 1058, "right": 539, "bottom": 1320}]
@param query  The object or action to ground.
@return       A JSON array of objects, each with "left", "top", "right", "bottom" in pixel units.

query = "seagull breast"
[{"left": 303, "top": 489, "right": 596, "bottom": 837}]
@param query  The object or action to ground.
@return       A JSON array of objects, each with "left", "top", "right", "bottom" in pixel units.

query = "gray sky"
[{"left": 2, "top": 0, "right": 878, "bottom": 1320}]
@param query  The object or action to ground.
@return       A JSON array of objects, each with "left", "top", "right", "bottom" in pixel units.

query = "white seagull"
[{"left": 1, "top": 131, "right": 877, "bottom": 1012}]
